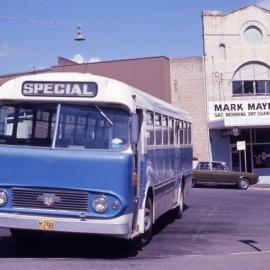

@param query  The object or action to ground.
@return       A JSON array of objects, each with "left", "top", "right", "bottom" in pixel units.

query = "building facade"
[
  {"left": 203, "top": 5, "right": 270, "bottom": 181},
  {"left": 170, "top": 57, "right": 207, "bottom": 161}
]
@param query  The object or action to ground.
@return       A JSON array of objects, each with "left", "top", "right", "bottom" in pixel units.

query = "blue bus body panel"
[
  {"left": 139, "top": 146, "right": 192, "bottom": 208},
  {"left": 0, "top": 146, "right": 134, "bottom": 217}
]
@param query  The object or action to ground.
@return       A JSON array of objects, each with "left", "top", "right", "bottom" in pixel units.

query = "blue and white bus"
[{"left": 0, "top": 72, "right": 192, "bottom": 245}]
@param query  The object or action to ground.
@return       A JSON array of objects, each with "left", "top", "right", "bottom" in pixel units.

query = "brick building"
[{"left": 203, "top": 4, "right": 270, "bottom": 181}]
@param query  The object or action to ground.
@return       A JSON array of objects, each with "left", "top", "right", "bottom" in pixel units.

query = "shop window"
[
  {"left": 254, "top": 128, "right": 270, "bottom": 143},
  {"left": 232, "top": 62, "right": 270, "bottom": 96},
  {"left": 232, "top": 81, "right": 243, "bottom": 95},
  {"left": 255, "top": 80, "right": 267, "bottom": 94},
  {"left": 243, "top": 81, "right": 254, "bottom": 94},
  {"left": 253, "top": 145, "right": 270, "bottom": 169},
  {"left": 266, "top": 81, "right": 270, "bottom": 94},
  {"left": 230, "top": 129, "right": 250, "bottom": 144}
]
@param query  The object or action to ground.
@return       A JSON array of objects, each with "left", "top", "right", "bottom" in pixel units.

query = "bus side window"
[
  {"left": 155, "top": 113, "right": 162, "bottom": 145},
  {"left": 180, "top": 120, "right": 184, "bottom": 145},
  {"left": 169, "top": 118, "right": 174, "bottom": 145},
  {"left": 162, "top": 115, "right": 168, "bottom": 145},
  {"left": 146, "top": 111, "right": 154, "bottom": 145},
  {"left": 175, "top": 120, "right": 179, "bottom": 146},
  {"left": 183, "top": 121, "right": 187, "bottom": 145},
  {"left": 188, "top": 123, "right": 192, "bottom": 144}
]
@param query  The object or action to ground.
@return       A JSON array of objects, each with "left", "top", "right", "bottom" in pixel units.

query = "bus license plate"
[{"left": 37, "top": 220, "right": 54, "bottom": 231}]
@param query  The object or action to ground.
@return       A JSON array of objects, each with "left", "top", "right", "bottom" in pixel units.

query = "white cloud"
[
  {"left": 89, "top": 57, "right": 101, "bottom": 63},
  {"left": 71, "top": 53, "right": 84, "bottom": 64},
  {"left": 0, "top": 41, "right": 16, "bottom": 59},
  {"left": 256, "top": 0, "right": 270, "bottom": 9},
  {"left": 71, "top": 54, "right": 101, "bottom": 64}
]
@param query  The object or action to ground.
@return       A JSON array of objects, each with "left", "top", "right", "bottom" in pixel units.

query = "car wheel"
[
  {"left": 238, "top": 178, "right": 250, "bottom": 190},
  {"left": 174, "top": 183, "right": 184, "bottom": 219}
]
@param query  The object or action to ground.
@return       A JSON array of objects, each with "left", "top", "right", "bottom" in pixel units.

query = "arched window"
[
  {"left": 232, "top": 62, "right": 270, "bottom": 95},
  {"left": 243, "top": 26, "right": 263, "bottom": 45},
  {"left": 218, "top": 44, "right": 226, "bottom": 60}
]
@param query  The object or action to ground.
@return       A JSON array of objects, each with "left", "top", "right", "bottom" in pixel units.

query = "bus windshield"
[
  {"left": 56, "top": 104, "right": 129, "bottom": 150},
  {"left": 0, "top": 103, "right": 130, "bottom": 150}
]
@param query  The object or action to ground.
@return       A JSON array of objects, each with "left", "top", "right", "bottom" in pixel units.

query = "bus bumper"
[{"left": 0, "top": 212, "right": 133, "bottom": 239}]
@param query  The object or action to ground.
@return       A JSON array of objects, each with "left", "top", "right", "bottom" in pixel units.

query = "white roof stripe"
[{"left": 0, "top": 72, "right": 191, "bottom": 122}]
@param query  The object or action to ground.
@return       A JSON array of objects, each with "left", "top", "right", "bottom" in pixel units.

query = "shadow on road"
[
  {"left": 0, "top": 232, "right": 139, "bottom": 259},
  {"left": 0, "top": 207, "right": 187, "bottom": 259}
]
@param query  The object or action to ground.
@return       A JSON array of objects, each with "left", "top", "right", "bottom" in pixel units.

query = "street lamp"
[
  {"left": 0, "top": 16, "right": 86, "bottom": 42},
  {"left": 74, "top": 25, "right": 86, "bottom": 41}
]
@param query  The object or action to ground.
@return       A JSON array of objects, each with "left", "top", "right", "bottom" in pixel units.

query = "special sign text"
[{"left": 22, "top": 81, "right": 98, "bottom": 97}]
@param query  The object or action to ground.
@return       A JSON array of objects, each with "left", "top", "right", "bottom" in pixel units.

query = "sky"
[{"left": 0, "top": 0, "right": 269, "bottom": 75}]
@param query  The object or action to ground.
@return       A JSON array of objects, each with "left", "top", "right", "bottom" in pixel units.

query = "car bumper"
[{"left": 0, "top": 212, "right": 133, "bottom": 239}]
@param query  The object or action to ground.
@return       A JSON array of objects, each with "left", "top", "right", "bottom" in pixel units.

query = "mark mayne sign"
[
  {"left": 22, "top": 81, "right": 98, "bottom": 97},
  {"left": 209, "top": 100, "right": 270, "bottom": 126}
]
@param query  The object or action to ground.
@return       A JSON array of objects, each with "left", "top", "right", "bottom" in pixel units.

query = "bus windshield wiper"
[{"left": 95, "top": 105, "right": 114, "bottom": 126}]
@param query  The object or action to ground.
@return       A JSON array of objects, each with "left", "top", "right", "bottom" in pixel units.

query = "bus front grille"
[{"left": 11, "top": 188, "right": 88, "bottom": 212}]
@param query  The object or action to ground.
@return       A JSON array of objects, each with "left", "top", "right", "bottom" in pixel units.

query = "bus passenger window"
[
  {"left": 188, "top": 123, "right": 192, "bottom": 144},
  {"left": 155, "top": 114, "right": 162, "bottom": 145},
  {"left": 162, "top": 116, "right": 168, "bottom": 145},
  {"left": 183, "top": 122, "right": 187, "bottom": 144},
  {"left": 180, "top": 121, "right": 184, "bottom": 145},
  {"left": 175, "top": 120, "right": 179, "bottom": 145},
  {"left": 146, "top": 112, "right": 154, "bottom": 145},
  {"left": 169, "top": 118, "right": 174, "bottom": 145}
]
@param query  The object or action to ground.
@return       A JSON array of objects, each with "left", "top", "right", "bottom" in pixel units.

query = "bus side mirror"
[{"left": 131, "top": 113, "right": 139, "bottom": 144}]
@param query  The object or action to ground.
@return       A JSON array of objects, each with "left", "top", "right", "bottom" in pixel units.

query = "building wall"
[
  {"left": 203, "top": 5, "right": 270, "bottom": 178},
  {"left": 51, "top": 56, "right": 171, "bottom": 102},
  {"left": 203, "top": 5, "right": 270, "bottom": 103},
  {"left": 170, "top": 57, "right": 208, "bottom": 160}
]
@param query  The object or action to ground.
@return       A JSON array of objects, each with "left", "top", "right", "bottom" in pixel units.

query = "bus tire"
[
  {"left": 132, "top": 196, "right": 153, "bottom": 248},
  {"left": 174, "top": 184, "right": 184, "bottom": 219},
  {"left": 10, "top": 229, "right": 44, "bottom": 244}
]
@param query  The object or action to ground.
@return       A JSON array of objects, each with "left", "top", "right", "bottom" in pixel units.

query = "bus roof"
[{"left": 0, "top": 72, "right": 191, "bottom": 122}]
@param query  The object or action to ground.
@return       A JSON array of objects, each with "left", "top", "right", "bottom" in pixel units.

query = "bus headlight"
[
  {"left": 92, "top": 196, "right": 108, "bottom": 213},
  {"left": 0, "top": 190, "right": 7, "bottom": 207}
]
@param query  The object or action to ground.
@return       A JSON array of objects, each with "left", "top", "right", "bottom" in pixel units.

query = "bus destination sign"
[{"left": 22, "top": 81, "right": 98, "bottom": 98}]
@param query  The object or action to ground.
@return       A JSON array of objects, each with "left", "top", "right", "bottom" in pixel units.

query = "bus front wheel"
[
  {"left": 141, "top": 197, "right": 153, "bottom": 245},
  {"left": 132, "top": 196, "right": 153, "bottom": 248},
  {"left": 174, "top": 184, "right": 184, "bottom": 219}
]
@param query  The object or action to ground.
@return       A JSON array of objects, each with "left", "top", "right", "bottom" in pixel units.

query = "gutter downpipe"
[{"left": 201, "top": 11, "right": 213, "bottom": 166}]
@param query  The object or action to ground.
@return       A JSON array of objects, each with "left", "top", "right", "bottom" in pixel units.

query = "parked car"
[{"left": 192, "top": 161, "right": 259, "bottom": 190}]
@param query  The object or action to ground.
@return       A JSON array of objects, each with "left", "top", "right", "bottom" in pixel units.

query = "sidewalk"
[{"left": 252, "top": 183, "right": 270, "bottom": 189}]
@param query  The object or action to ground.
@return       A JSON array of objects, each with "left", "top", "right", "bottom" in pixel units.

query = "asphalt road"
[{"left": 0, "top": 185, "right": 270, "bottom": 270}]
